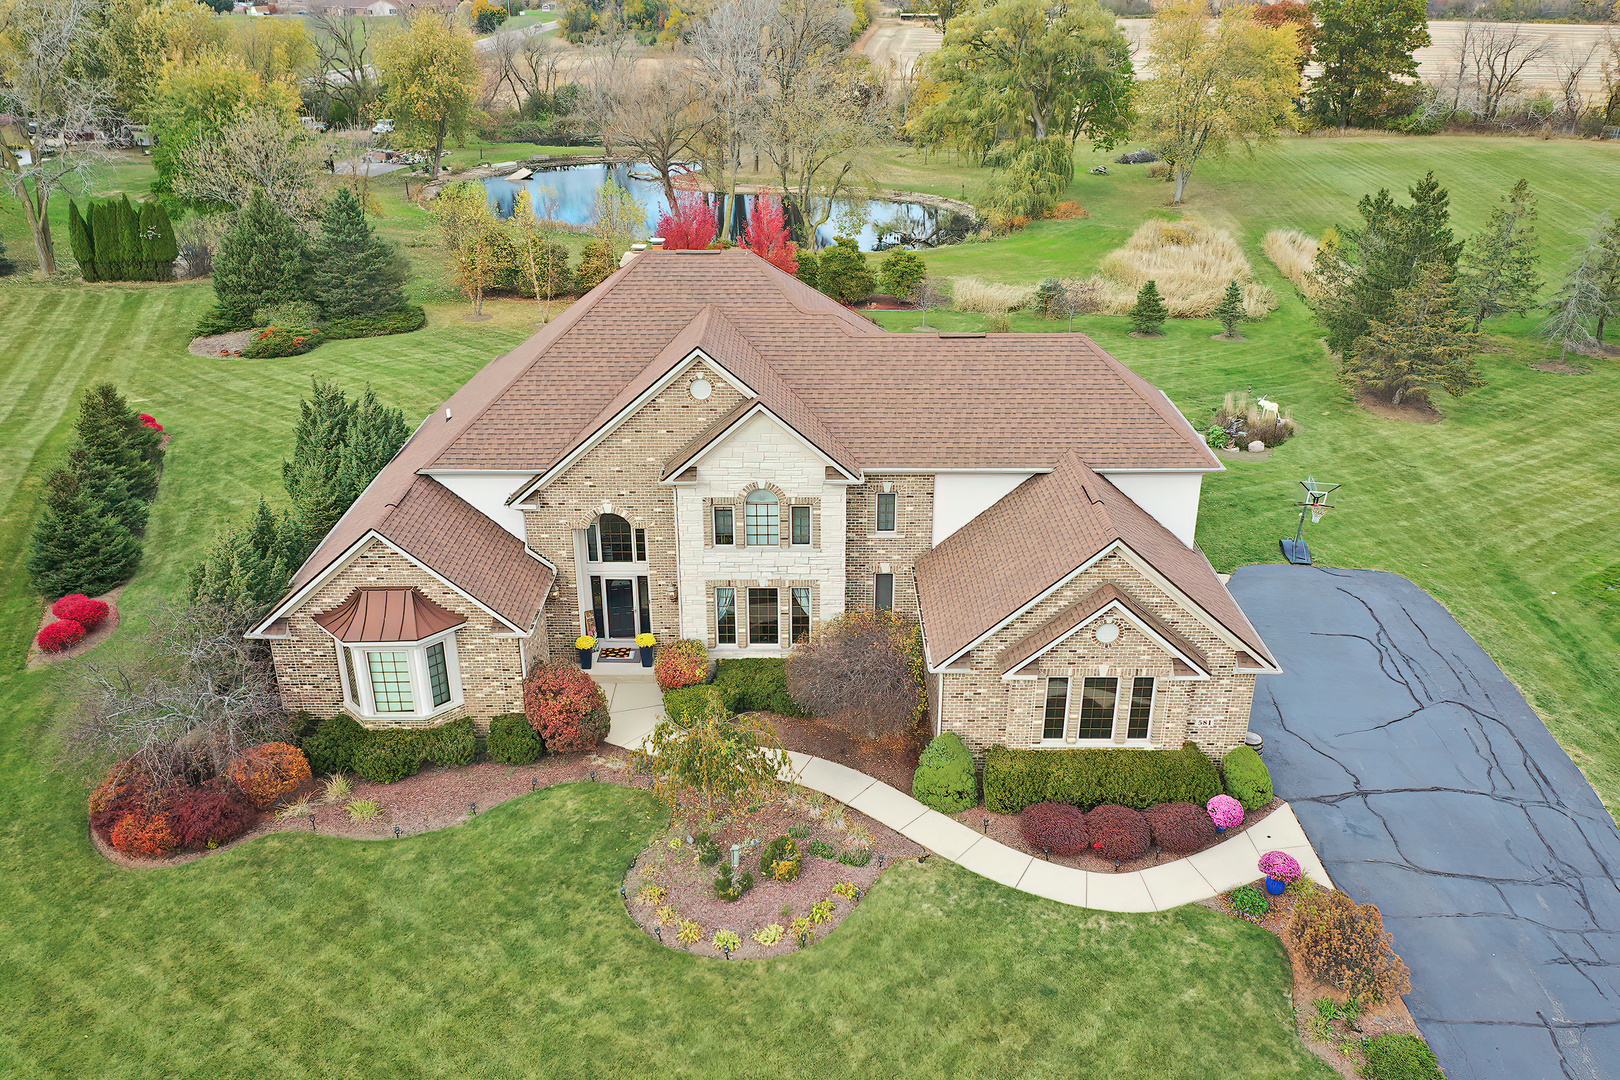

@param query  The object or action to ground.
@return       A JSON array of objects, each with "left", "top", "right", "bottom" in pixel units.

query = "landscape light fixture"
[
  {"left": 469, "top": 802, "right": 477, "bottom": 816},
  {"left": 531, "top": 777, "right": 538, "bottom": 791},
  {"left": 655, "top": 926, "right": 662, "bottom": 944},
  {"left": 393, "top": 826, "right": 401, "bottom": 839},
  {"left": 589, "top": 770, "right": 597, "bottom": 783},
  {"left": 1280, "top": 476, "right": 1340, "bottom": 566},
  {"left": 982, "top": 817, "right": 989, "bottom": 834}
]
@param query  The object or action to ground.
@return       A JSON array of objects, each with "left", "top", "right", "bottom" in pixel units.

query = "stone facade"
[
  {"left": 268, "top": 541, "right": 540, "bottom": 735},
  {"left": 933, "top": 549, "right": 1255, "bottom": 762},
  {"left": 844, "top": 473, "right": 934, "bottom": 619}
]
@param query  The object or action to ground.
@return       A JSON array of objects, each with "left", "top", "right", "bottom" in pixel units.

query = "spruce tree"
[
  {"left": 282, "top": 378, "right": 358, "bottom": 542},
  {"left": 189, "top": 498, "right": 303, "bottom": 611},
  {"left": 25, "top": 468, "right": 143, "bottom": 599},
  {"left": 1345, "top": 263, "right": 1482, "bottom": 405},
  {"left": 208, "top": 188, "right": 311, "bottom": 331},
  {"left": 68, "top": 201, "right": 98, "bottom": 282},
  {"left": 310, "top": 187, "right": 410, "bottom": 321},
  {"left": 1460, "top": 179, "right": 1542, "bottom": 332},
  {"left": 138, "top": 200, "right": 179, "bottom": 282},
  {"left": 1213, "top": 280, "right": 1246, "bottom": 338},
  {"left": 1129, "top": 280, "right": 1168, "bottom": 335},
  {"left": 1542, "top": 223, "right": 1617, "bottom": 363},
  {"left": 65, "top": 443, "right": 148, "bottom": 537},
  {"left": 76, "top": 382, "right": 161, "bottom": 501},
  {"left": 334, "top": 387, "right": 409, "bottom": 507}
]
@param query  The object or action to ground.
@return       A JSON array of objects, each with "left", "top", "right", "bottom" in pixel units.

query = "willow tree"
[{"left": 1136, "top": 1, "right": 1299, "bottom": 205}]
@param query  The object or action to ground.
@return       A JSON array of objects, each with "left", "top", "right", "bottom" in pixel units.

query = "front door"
[{"left": 605, "top": 578, "right": 637, "bottom": 639}]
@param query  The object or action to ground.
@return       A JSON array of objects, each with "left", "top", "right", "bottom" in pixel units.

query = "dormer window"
[{"left": 745, "top": 489, "right": 779, "bottom": 545}]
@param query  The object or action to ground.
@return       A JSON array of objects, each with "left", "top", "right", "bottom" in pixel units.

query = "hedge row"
[
  {"left": 301, "top": 715, "right": 477, "bottom": 784},
  {"left": 983, "top": 741, "right": 1222, "bottom": 813}
]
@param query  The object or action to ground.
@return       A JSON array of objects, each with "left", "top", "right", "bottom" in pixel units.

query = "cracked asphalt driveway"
[{"left": 1230, "top": 565, "right": 1620, "bottom": 1080}]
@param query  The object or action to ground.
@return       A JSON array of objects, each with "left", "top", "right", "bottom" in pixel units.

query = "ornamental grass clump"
[
  {"left": 1019, "top": 801, "right": 1090, "bottom": 856},
  {"left": 1207, "top": 793, "right": 1245, "bottom": 829}
]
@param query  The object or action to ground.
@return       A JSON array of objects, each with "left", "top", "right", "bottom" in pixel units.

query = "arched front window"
[
  {"left": 586, "top": 513, "right": 640, "bottom": 562},
  {"left": 745, "top": 489, "right": 779, "bottom": 545}
]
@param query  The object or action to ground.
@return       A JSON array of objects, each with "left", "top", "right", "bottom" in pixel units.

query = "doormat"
[{"left": 598, "top": 647, "right": 634, "bottom": 659}]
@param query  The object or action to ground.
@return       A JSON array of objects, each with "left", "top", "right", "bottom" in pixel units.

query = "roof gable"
[{"left": 997, "top": 582, "right": 1211, "bottom": 677}]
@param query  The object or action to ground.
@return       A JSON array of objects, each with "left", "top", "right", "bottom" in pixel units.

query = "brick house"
[{"left": 249, "top": 249, "right": 1277, "bottom": 758}]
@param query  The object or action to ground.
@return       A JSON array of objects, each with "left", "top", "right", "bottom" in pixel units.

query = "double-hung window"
[
  {"left": 716, "top": 587, "right": 736, "bottom": 645},
  {"left": 713, "top": 505, "right": 734, "bottom": 546},
  {"left": 340, "top": 632, "right": 462, "bottom": 720},
  {"left": 876, "top": 492, "right": 897, "bottom": 533},
  {"left": 748, "top": 587, "right": 779, "bottom": 644}
]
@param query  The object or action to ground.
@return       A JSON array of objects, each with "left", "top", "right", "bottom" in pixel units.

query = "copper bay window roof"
[{"left": 313, "top": 588, "right": 466, "bottom": 643}]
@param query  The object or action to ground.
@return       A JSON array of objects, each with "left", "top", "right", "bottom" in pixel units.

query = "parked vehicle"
[
  {"left": 300, "top": 116, "right": 328, "bottom": 133},
  {"left": 371, "top": 119, "right": 395, "bottom": 135}
]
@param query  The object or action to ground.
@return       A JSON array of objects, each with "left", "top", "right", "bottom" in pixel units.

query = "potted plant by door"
[
  {"left": 1258, "top": 850, "right": 1302, "bottom": 895},
  {"left": 576, "top": 635, "right": 597, "bottom": 670},
  {"left": 636, "top": 631, "right": 657, "bottom": 667}
]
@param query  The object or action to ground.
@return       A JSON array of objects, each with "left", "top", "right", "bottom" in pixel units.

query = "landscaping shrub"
[
  {"left": 1144, "top": 801, "right": 1217, "bottom": 853},
  {"left": 1212, "top": 392, "right": 1295, "bottom": 449},
  {"left": 1360, "top": 1034, "right": 1443, "bottom": 1080},
  {"left": 1290, "top": 886, "right": 1411, "bottom": 1002},
  {"left": 1085, "top": 804, "right": 1151, "bottom": 860},
  {"left": 419, "top": 717, "right": 477, "bottom": 767},
  {"left": 52, "top": 593, "right": 110, "bottom": 630},
  {"left": 784, "top": 610, "right": 925, "bottom": 740},
  {"left": 36, "top": 619, "right": 86, "bottom": 653},
  {"left": 806, "top": 838, "right": 837, "bottom": 860},
  {"left": 951, "top": 276, "right": 1036, "bottom": 314},
  {"left": 109, "top": 809, "right": 179, "bottom": 857},
  {"left": 654, "top": 638, "right": 708, "bottom": 690},
  {"left": 1222, "top": 745, "right": 1274, "bottom": 810},
  {"left": 228, "top": 742, "right": 312, "bottom": 808},
  {"left": 301, "top": 714, "right": 366, "bottom": 775},
  {"left": 523, "top": 660, "right": 610, "bottom": 753},
  {"left": 168, "top": 786, "right": 257, "bottom": 849},
  {"left": 1263, "top": 228, "right": 1321, "bottom": 298},
  {"left": 713, "top": 863, "right": 754, "bottom": 902},
  {"left": 911, "top": 731, "right": 978, "bottom": 813},
  {"left": 838, "top": 847, "right": 873, "bottom": 867},
  {"left": 712, "top": 658, "right": 802, "bottom": 716},
  {"left": 662, "top": 684, "right": 717, "bottom": 725},
  {"left": 487, "top": 712, "right": 543, "bottom": 765},
  {"left": 1020, "top": 801, "right": 1090, "bottom": 856},
  {"left": 1207, "top": 793, "right": 1245, "bottom": 829},
  {"left": 320, "top": 305, "right": 427, "bottom": 341},
  {"left": 759, "top": 835, "right": 803, "bottom": 882},
  {"left": 695, "top": 832, "right": 723, "bottom": 866},
  {"left": 243, "top": 326, "right": 322, "bottom": 359},
  {"left": 878, "top": 248, "right": 926, "bottom": 299},
  {"left": 812, "top": 237, "right": 874, "bottom": 304},
  {"left": 1226, "top": 884, "right": 1270, "bottom": 920},
  {"left": 352, "top": 737, "right": 426, "bottom": 784},
  {"left": 983, "top": 741, "right": 1221, "bottom": 813}
]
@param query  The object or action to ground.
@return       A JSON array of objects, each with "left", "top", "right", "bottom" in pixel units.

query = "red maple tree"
[
  {"left": 656, "top": 192, "right": 718, "bottom": 250},
  {"left": 741, "top": 196, "right": 798, "bottom": 275}
]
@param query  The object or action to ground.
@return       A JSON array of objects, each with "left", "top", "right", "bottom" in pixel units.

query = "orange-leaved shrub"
[
  {"left": 523, "top": 660, "right": 610, "bottom": 753},
  {"left": 655, "top": 638, "right": 708, "bottom": 691},
  {"left": 110, "top": 810, "right": 179, "bottom": 856},
  {"left": 228, "top": 742, "right": 312, "bottom": 809},
  {"left": 1289, "top": 885, "right": 1412, "bottom": 1002}
]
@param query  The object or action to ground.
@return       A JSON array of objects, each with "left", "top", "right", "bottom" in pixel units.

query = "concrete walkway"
[{"left": 595, "top": 666, "right": 1332, "bottom": 913}]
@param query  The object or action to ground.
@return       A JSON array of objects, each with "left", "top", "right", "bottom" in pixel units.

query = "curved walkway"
[{"left": 596, "top": 667, "right": 1332, "bottom": 913}]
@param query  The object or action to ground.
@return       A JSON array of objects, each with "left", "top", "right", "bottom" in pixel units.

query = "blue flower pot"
[
  {"left": 1265, "top": 876, "right": 1287, "bottom": 895},
  {"left": 640, "top": 646, "right": 654, "bottom": 667},
  {"left": 1216, "top": 825, "right": 1228, "bottom": 834}
]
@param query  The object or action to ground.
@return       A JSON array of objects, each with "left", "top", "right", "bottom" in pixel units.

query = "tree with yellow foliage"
[{"left": 375, "top": 10, "right": 479, "bottom": 180}]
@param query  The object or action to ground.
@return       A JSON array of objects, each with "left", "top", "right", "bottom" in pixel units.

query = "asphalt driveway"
[{"left": 1230, "top": 565, "right": 1620, "bottom": 1080}]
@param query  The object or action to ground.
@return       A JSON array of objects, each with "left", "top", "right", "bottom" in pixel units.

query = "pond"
[{"left": 481, "top": 161, "right": 966, "bottom": 251}]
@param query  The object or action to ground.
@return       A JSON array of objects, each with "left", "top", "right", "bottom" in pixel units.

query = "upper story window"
[
  {"left": 745, "top": 489, "right": 779, "bottom": 545},
  {"left": 586, "top": 513, "right": 641, "bottom": 563},
  {"left": 791, "top": 504, "right": 811, "bottom": 545},
  {"left": 714, "top": 505, "right": 734, "bottom": 545},
  {"left": 876, "top": 492, "right": 897, "bottom": 533}
]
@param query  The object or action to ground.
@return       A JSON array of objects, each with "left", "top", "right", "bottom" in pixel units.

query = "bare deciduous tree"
[
  {"left": 601, "top": 70, "right": 712, "bottom": 205},
  {"left": 309, "top": 10, "right": 377, "bottom": 125},
  {"left": 490, "top": 25, "right": 567, "bottom": 109},
  {"left": 64, "top": 602, "right": 286, "bottom": 790},
  {"left": 172, "top": 109, "right": 333, "bottom": 223},
  {"left": 688, "top": 0, "right": 773, "bottom": 237},
  {"left": 0, "top": 0, "right": 112, "bottom": 277},
  {"left": 760, "top": 61, "right": 884, "bottom": 247},
  {"left": 1551, "top": 42, "right": 1600, "bottom": 136},
  {"left": 1449, "top": 19, "right": 1551, "bottom": 121}
]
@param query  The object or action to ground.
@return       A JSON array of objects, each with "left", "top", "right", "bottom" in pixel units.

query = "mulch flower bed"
[
  {"left": 951, "top": 799, "right": 1279, "bottom": 873},
  {"left": 622, "top": 788, "right": 922, "bottom": 960},
  {"left": 762, "top": 712, "right": 925, "bottom": 792},
  {"left": 1201, "top": 885, "right": 1422, "bottom": 1079},
  {"left": 188, "top": 331, "right": 252, "bottom": 358},
  {"left": 27, "top": 587, "right": 123, "bottom": 669}
]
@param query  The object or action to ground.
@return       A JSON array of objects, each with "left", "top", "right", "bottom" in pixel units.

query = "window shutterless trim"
[
  {"left": 875, "top": 573, "right": 894, "bottom": 611},
  {"left": 713, "top": 505, "right": 734, "bottom": 546},
  {"left": 1042, "top": 676, "right": 1069, "bottom": 741},
  {"left": 790, "top": 504, "right": 811, "bottom": 545},
  {"left": 716, "top": 587, "right": 736, "bottom": 645},
  {"left": 876, "top": 491, "right": 897, "bottom": 532}
]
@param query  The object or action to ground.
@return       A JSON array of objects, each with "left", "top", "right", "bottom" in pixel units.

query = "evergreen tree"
[
  {"left": 90, "top": 201, "right": 122, "bottom": 281},
  {"left": 65, "top": 443, "right": 148, "bottom": 537},
  {"left": 189, "top": 498, "right": 303, "bottom": 612},
  {"left": 68, "top": 201, "right": 97, "bottom": 282},
  {"left": 814, "top": 237, "right": 875, "bottom": 305},
  {"left": 282, "top": 378, "right": 356, "bottom": 543},
  {"left": 794, "top": 249, "right": 820, "bottom": 288},
  {"left": 878, "top": 248, "right": 927, "bottom": 300},
  {"left": 310, "top": 187, "right": 410, "bottom": 321},
  {"left": 334, "top": 387, "right": 409, "bottom": 508},
  {"left": 76, "top": 382, "right": 162, "bottom": 501},
  {"left": 138, "top": 200, "right": 179, "bottom": 283},
  {"left": 1314, "top": 173, "right": 1463, "bottom": 356},
  {"left": 1129, "top": 280, "right": 1168, "bottom": 335},
  {"left": 25, "top": 468, "right": 143, "bottom": 599},
  {"left": 207, "top": 188, "right": 311, "bottom": 331},
  {"left": 1593, "top": 216, "right": 1620, "bottom": 345},
  {"left": 1345, "top": 263, "right": 1482, "bottom": 405},
  {"left": 1542, "top": 223, "right": 1618, "bottom": 363},
  {"left": 1213, "top": 280, "right": 1246, "bottom": 337},
  {"left": 116, "top": 196, "right": 141, "bottom": 281},
  {"left": 1459, "top": 179, "right": 1541, "bottom": 332}
]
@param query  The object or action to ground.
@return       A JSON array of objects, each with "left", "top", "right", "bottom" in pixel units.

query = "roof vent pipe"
[
  {"left": 649, "top": 237, "right": 665, "bottom": 249},
  {"left": 445, "top": 408, "right": 452, "bottom": 421}
]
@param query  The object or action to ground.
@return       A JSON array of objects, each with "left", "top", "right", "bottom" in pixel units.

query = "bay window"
[{"left": 339, "top": 630, "right": 462, "bottom": 720}]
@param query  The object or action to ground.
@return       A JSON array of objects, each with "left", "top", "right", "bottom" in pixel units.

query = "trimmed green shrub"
[
  {"left": 487, "top": 712, "right": 543, "bottom": 765},
  {"left": 1360, "top": 1034, "right": 1443, "bottom": 1080},
  {"left": 300, "top": 714, "right": 366, "bottom": 775},
  {"left": 420, "top": 717, "right": 477, "bottom": 767},
  {"left": 712, "top": 658, "right": 803, "bottom": 716},
  {"left": 806, "top": 838, "right": 837, "bottom": 860},
  {"left": 912, "top": 731, "right": 978, "bottom": 813},
  {"left": 352, "top": 736, "right": 424, "bottom": 784},
  {"left": 713, "top": 863, "right": 754, "bottom": 902},
  {"left": 982, "top": 741, "right": 1221, "bottom": 814},
  {"left": 1222, "top": 745, "right": 1274, "bottom": 810},
  {"left": 662, "top": 684, "right": 717, "bottom": 725},
  {"left": 321, "top": 305, "right": 427, "bottom": 340}
]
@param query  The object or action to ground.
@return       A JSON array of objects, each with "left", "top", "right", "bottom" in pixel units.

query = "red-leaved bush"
[
  {"left": 654, "top": 638, "right": 708, "bottom": 691},
  {"left": 168, "top": 786, "right": 258, "bottom": 849},
  {"left": 741, "top": 196, "right": 798, "bottom": 275},
  {"left": 656, "top": 191, "right": 718, "bottom": 251},
  {"left": 110, "top": 810, "right": 179, "bottom": 856},
  {"left": 89, "top": 762, "right": 151, "bottom": 844},
  {"left": 138, "top": 413, "right": 164, "bottom": 432},
  {"left": 1144, "top": 801, "right": 1218, "bottom": 853},
  {"left": 1019, "top": 801, "right": 1090, "bottom": 856},
  {"left": 52, "top": 594, "right": 110, "bottom": 631},
  {"left": 228, "top": 742, "right": 312, "bottom": 809},
  {"left": 523, "top": 660, "right": 611, "bottom": 753},
  {"left": 1085, "top": 804, "right": 1151, "bottom": 860},
  {"left": 36, "top": 619, "right": 86, "bottom": 652}
]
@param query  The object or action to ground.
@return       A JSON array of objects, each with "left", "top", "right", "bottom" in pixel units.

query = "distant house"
[{"left": 251, "top": 250, "right": 1277, "bottom": 762}]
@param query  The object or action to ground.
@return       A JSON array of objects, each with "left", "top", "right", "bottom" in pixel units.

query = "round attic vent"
[
  {"left": 689, "top": 378, "right": 713, "bottom": 400},
  {"left": 1094, "top": 622, "right": 1120, "bottom": 645}
]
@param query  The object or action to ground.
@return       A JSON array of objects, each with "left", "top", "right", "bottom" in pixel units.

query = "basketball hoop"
[{"left": 1281, "top": 476, "right": 1340, "bottom": 565}]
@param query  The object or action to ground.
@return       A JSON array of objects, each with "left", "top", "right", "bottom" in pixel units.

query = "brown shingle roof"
[
  {"left": 914, "top": 451, "right": 1274, "bottom": 668},
  {"left": 314, "top": 588, "right": 466, "bottom": 643},
  {"left": 995, "top": 581, "right": 1211, "bottom": 676}
]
